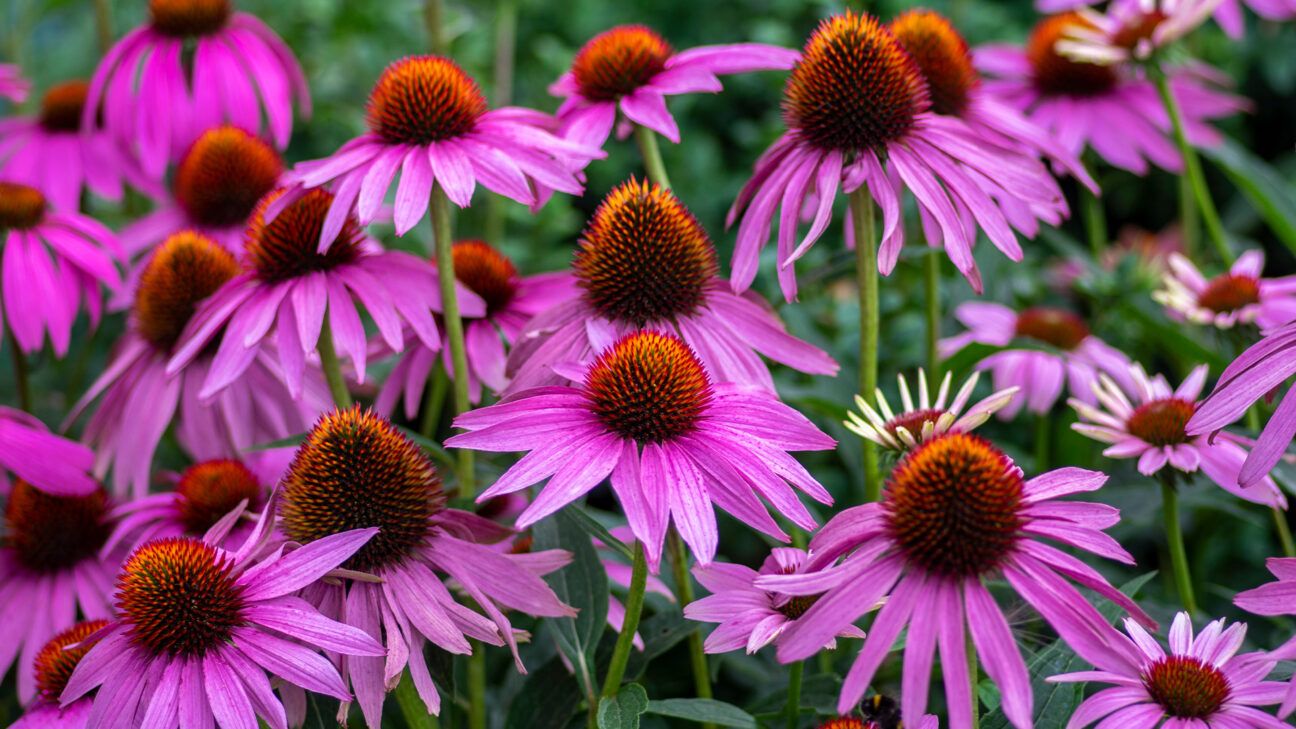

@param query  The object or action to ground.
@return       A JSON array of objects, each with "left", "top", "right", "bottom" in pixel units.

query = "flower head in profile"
[
  {"left": 86, "top": 0, "right": 309, "bottom": 178},
  {"left": 939, "top": 302, "right": 1133, "bottom": 418},
  {"left": 846, "top": 370, "right": 1018, "bottom": 452},
  {"left": 451, "top": 330, "right": 836, "bottom": 568},
  {"left": 7, "top": 619, "right": 109, "bottom": 729},
  {"left": 1236, "top": 557, "right": 1296, "bottom": 717},
  {"left": 0, "top": 63, "right": 29, "bottom": 102},
  {"left": 0, "top": 181, "right": 122, "bottom": 356},
  {"left": 0, "top": 407, "right": 96, "bottom": 496},
  {"left": 758, "top": 433, "right": 1150, "bottom": 728},
  {"left": 506, "top": 179, "right": 837, "bottom": 394},
  {"left": 1057, "top": 0, "right": 1227, "bottom": 65},
  {"left": 1036, "top": 0, "right": 1294, "bottom": 39},
  {"left": 1154, "top": 250, "right": 1296, "bottom": 331},
  {"left": 279, "top": 407, "right": 574, "bottom": 724},
  {"left": 1050, "top": 612, "right": 1288, "bottom": 728},
  {"left": 550, "top": 24, "right": 798, "bottom": 149}
]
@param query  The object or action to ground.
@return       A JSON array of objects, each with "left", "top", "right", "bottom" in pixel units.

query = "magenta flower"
[
  {"left": 506, "top": 179, "right": 838, "bottom": 394},
  {"left": 1, "top": 407, "right": 96, "bottom": 497},
  {"left": 60, "top": 519, "right": 386, "bottom": 729},
  {"left": 729, "top": 11, "right": 1066, "bottom": 300},
  {"left": 0, "top": 480, "right": 117, "bottom": 703},
  {"left": 376, "top": 239, "right": 578, "bottom": 414},
  {"left": 845, "top": 370, "right": 1019, "bottom": 453},
  {"left": 1056, "top": 0, "right": 1226, "bottom": 64},
  {"left": 8, "top": 619, "right": 108, "bottom": 729},
  {"left": 939, "top": 302, "right": 1133, "bottom": 418},
  {"left": 278, "top": 408, "right": 574, "bottom": 724},
  {"left": 1215, "top": 0, "right": 1296, "bottom": 35},
  {"left": 0, "top": 63, "right": 29, "bottom": 102},
  {"left": 550, "top": 24, "right": 798, "bottom": 149},
  {"left": 288, "top": 55, "right": 602, "bottom": 249},
  {"left": 0, "top": 81, "right": 155, "bottom": 211},
  {"left": 1187, "top": 320, "right": 1296, "bottom": 488},
  {"left": 86, "top": 0, "right": 308, "bottom": 179},
  {"left": 1072, "top": 363, "right": 1286, "bottom": 507},
  {"left": 449, "top": 330, "right": 836, "bottom": 568},
  {"left": 0, "top": 182, "right": 122, "bottom": 356},
  {"left": 1236, "top": 557, "right": 1296, "bottom": 717},
  {"left": 68, "top": 231, "right": 329, "bottom": 497},
  {"left": 1153, "top": 250, "right": 1296, "bottom": 331},
  {"left": 1050, "top": 612, "right": 1287, "bottom": 728},
  {"left": 687, "top": 547, "right": 866, "bottom": 655},
  {"left": 757, "top": 433, "right": 1151, "bottom": 727}
]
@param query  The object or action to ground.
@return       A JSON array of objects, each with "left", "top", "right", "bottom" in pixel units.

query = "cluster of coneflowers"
[{"left": 3, "top": 0, "right": 1296, "bottom": 728}]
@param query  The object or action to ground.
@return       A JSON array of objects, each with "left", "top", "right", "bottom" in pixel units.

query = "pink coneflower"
[
  {"left": 1037, "top": 0, "right": 1296, "bottom": 38},
  {"left": 0, "top": 81, "right": 154, "bottom": 211},
  {"left": 939, "top": 302, "right": 1132, "bottom": 418},
  {"left": 166, "top": 188, "right": 482, "bottom": 398},
  {"left": 549, "top": 24, "right": 798, "bottom": 149},
  {"left": 505, "top": 179, "right": 837, "bottom": 394},
  {"left": 68, "top": 231, "right": 329, "bottom": 497},
  {"left": 687, "top": 547, "right": 866, "bottom": 655},
  {"left": 1153, "top": 250, "right": 1296, "bottom": 331},
  {"left": 1187, "top": 320, "right": 1296, "bottom": 488},
  {"left": 60, "top": 524, "right": 387, "bottom": 728},
  {"left": 86, "top": 0, "right": 309, "bottom": 179},
  {"left": 1050, "top": 612, "right": 1287, "bottom": 728},
  {"left": 1, "top": 407, "right": 96, "bottom": 497},
  {"left": 1071, "top": 363, "right": 1286, "bottom": 506},
  {"left": 758, "top": 432, "right": 1151, "bottom": 727},
  {"left": 844, "top": 369, "right": 1019, "bottom": 452},
  {"left": 288, "top": 55, "right": 602, "bottom": 247},
  {"left": 279, "top": 408, "right": 574, "bottom": 724},
  {"left": 728, "top": 11, "right": 1066, "bottom": 299},
  {"left": 449, "top": 330, "right": 836, "bottom": 568},
  {"left": 0, "top": 480, "right": 116, "bottom": 703},
  {"left": 376, "top": 239, "right": 578, "bottom": 415},
  {"left": 0, "top": 63, "right": 28, "bottom": 102},
  {"left": 1056, "top": 0, "right": 1226, "bottom": 65},
  {"left": 1236, "top": 557, "right": 1296, "bottom": 717},
  {"left": 0, "top": 181, "right": 122, "bottom": 356},
  {"left": 976, "top": 12, "right": 1245, "bottom": 176},
  {"left": 8, "top": 619, "right": 108, "bottom": 729}
]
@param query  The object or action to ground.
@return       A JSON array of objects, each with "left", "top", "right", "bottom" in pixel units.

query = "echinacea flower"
[
  {"left": 279, "top": 407, "right": 575, "bottom": 724},
  {"left": 1, "top": 407, "right": 97, "bottom": 496},
  {"left": 729, "top": 11, "right": 1066, "bottom": 299},
  {"left": 1037, "top": 0, "right": 1296, "bottom": 39},
  {"left": 288, "top": 55, "right": 602, "bottom": 247},
  {"left": 1057, "top": 0, "right": 1226, "bottom": 65},
  {"left": 506, "top": 179, "right": 837, "bottom": 394},
  {"left": 549, "top": 24, "right": 798, "bottom": 149},
  {"left": 60, "top": 524, "right": 387, "bottom": 729},
  {"left": 1236, "top": 557, "right": 1296, "bottom": 716},
  {"left": 0, "top": 81, "right": 153, "bottom": 211},
  {"left": 1153, "top": 250, "right": 1296, "bottom": 331},
  {"left": 0, "top": 63, "right": 28, "bottom": 102},
  {"left": 1187, "top": 320, "right": 1296, "bottom": 488},
  {"left": 167, "top": 188, "right": 483, "bottom": 398},
  {"left": 687, "top": 546, "right": 865, "bottom": 655},
  {"left": 1071, "top": 363, "right": 1286, "bottom": 506},
  {"left": 8, "top": 619, "right": 109, "bottom": 729},
  {"left": 376, "top": 239, "right": 578, "bottom": 415},
  {"left": 976, "top": 12, "right": 1245, "bottom": 176},
  {"left": 845, "top": 369, "right": 1019, "bottom": 452},
  {"left": 1050, "top": 612, "right": 1287, "bottom": 728},
  {"left": 68, "top": 230, "right": 329, "bottom": 497},
  {"left": 939, "top": 302, "right": 1132, "bottom": 418},
  {"left": 0, "top": 480, "right": 117, "bottom": 703},
  {"left": 820, "top": 701, "right": 940, "bottom": 729},
  {"left": 0, "top": 181, "right": 122, "bottom": 356},
  {"left": 86, "top": 0, "right": 309, "bottom": 179},
  {"left": 450, "top": 330, "right": 836, "bottom": 568},
  {"left": 758, "top": 432, "right": 1151, "bottom": 727}
]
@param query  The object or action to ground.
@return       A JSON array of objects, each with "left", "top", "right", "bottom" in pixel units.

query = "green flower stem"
[
  {"left": 850, "top": 188, "right": 881, "bottom": 503},
  {"left": 424, "top": 0, "right": 447, "bottom": 55},
  {"left": 784, "top": 660, "right": 804, "bottom": 729},
  {"left": 1161, "top": 479, "right": 1199, "bottom": 614},
  {"left": 430, "top": 185, "right": 476, "bottom": 498},
  {"left": 669, "top": 530, "right": 715, "bottom": 729},
  {"left": 1273, "top": 507, "right": 1296, "bottom": 559},
  {"left": 418, "top": 363, "right": 450, "bottom": 440},
  {"left": 316, "top": 320, "right": 352, "bottom": 409},
  {"left": 600, "top": 541, "right": 648, "bottom": 699},
  {"left": 633, "top": 125, "right": 673, "bottom": 190},
  {"left": 1178, "top": 171, "right": 1199, "bottom": 261},
  {"left": 1035, "top": 414, "right": 1050, "bottom": 473},
  {"left": 467, "top": 647, "right": 486, "bottom": 729},
  {"left": 92, "top": 0, "right": 112, "bottom": 54},
  {"left": 968, "top": 630, "right": 980, "bottom": 729},
  {"left": 924, "top": 248, "right": 941, "bottom": 389},
  {"left": 1081, "top": 179, "right": 1107, "bottom": 259},
  {"left": 395, "top": 669, "right": 439, "bottom": 729}
]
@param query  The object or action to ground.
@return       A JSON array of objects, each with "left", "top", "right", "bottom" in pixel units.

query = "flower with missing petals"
[
  {"left": 1154, "top": 250, "right": 1296, "bottom": 331},
  {"left": 846, "top": 370, "right": 1018, "bottom": 452},
  {"left": 0, "top": 407, "right": 96, "bottom": 496},
  {"left": 7, "top": 620, "right": 108, "bottom": 729}
]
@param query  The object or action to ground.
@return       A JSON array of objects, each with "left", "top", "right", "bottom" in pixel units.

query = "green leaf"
[
  {"left": 564, "top": 505, "right": 635, "bottom": 561},
  {"left": 645, "top": 699, "right": 758, "bottom": 728},
  {"left": 597, "top": 684, "right": 649, "bottom": 729},
  {"left": 533, "top": 509, "right": 610, "bottom": 701},
  {"left": 504, "top": 655, "right": 583, "bottom": 729},
  {"left": 1202, "top": 137, "right": 1296, "bottom": 256}
]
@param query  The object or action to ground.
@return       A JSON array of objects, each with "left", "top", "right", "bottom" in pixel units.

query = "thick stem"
[
  {"left": 316, "top": 320, "right": 352, "bottom": 409},
  {"left": 1035, "top": 414, "right": 1050, "bottom": 473},
  {"left": 968, "top": 629, "right": 980, "bottom": 729},
  {"left": 467, "top": 648, "right": 486, "bottom": 729},
  {"left": 1161, "top": 480, "right": 1199, "bottom": 614},
  {"left": 395, "top": 669, "right": 439, "bottom": 729},
  {"left": 92, "top": 0, "right": 112, "bottom": 54},
  {"left": 923, "top": 248, "right": 941, "bottom": 389},
  {"left": 784, "top": 661, "right": 804, "bottom": 729},
  {"left": 431, "top": 186, "right": 476, "bottom": 497},
  {"left": 1153, "top": 69, "right": 1232, "bottom": 265},
  {"left": 600, "top": 541, "right": 648, "bottom": 698},
  {"left": 669, "top": 530, "right": 715, "bottom": 728},
  {"left": 424, "top": 0, "right": 447, "bottom": 55},
  {"left": 1081, "top": 179, "right": 1107, "bottom": 259},
  {"left": 633, "top": 125, "right": 673, "bottom": 190},
  {"left": 419, "top": 363, "right": 450, "bottom": 439},
  {"left": 6, "top": 330, "right": 31, "bottom": 412},
  {"left": 849, "top": 188, "right": 881, "bottom": 503},
  {"left": 1272, "top": 507, "right": 1296, "bottom": 559}
]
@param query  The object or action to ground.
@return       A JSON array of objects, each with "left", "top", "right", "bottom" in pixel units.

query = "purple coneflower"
[
  {"left": 0, "top": 181, "right": 122, "bottom": 356},
  {"left": 939, "top": 302, "right": 1132, "bottom": 418},
  {"left": 0, "top": 63, "right": 28, "bottom": 102},
  {"left": 8, "top": 619, "right": 109, "bottom": 729},
  {"left": 550, "top": 24, "right": 798, "bottom": 149},
  {"left": 1236, "top": 557, "right": 1296, "bottom": 717},
  {"left": 1057, "top": 0, "right": 1226, "bottom": 64},
  {"left": 506, "top": 179, "right": 837, "bottom": 394},
  {"left": 86, "top": 0, "right": 309, "bottom": 179},
  {"left": 279, "top": 407, "right": 574, "bottom": 724},
  {"left": 758, "top": 432, "right": 1150, "bottom": 727},
  {"left": 845, "top": 369, "right": 1018, "bottom": 452},
  {"left": 68, "top": 231, "right": 328, "bottom": 497},
  {"left": 1050, "top": 612, "right": 1288, "bottom": 728},
  {"left": 449, "top": 330, "right": 836, "bottom": 567},
  {"left": 1037, "top": 0, "right": 1296, "bottom": 38},
  {"left": 1153, "top": 250, "right": 1296, "bottom": 331},
  {"left": 1, "top": 407, "right": 96, "bottom": 496}
]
